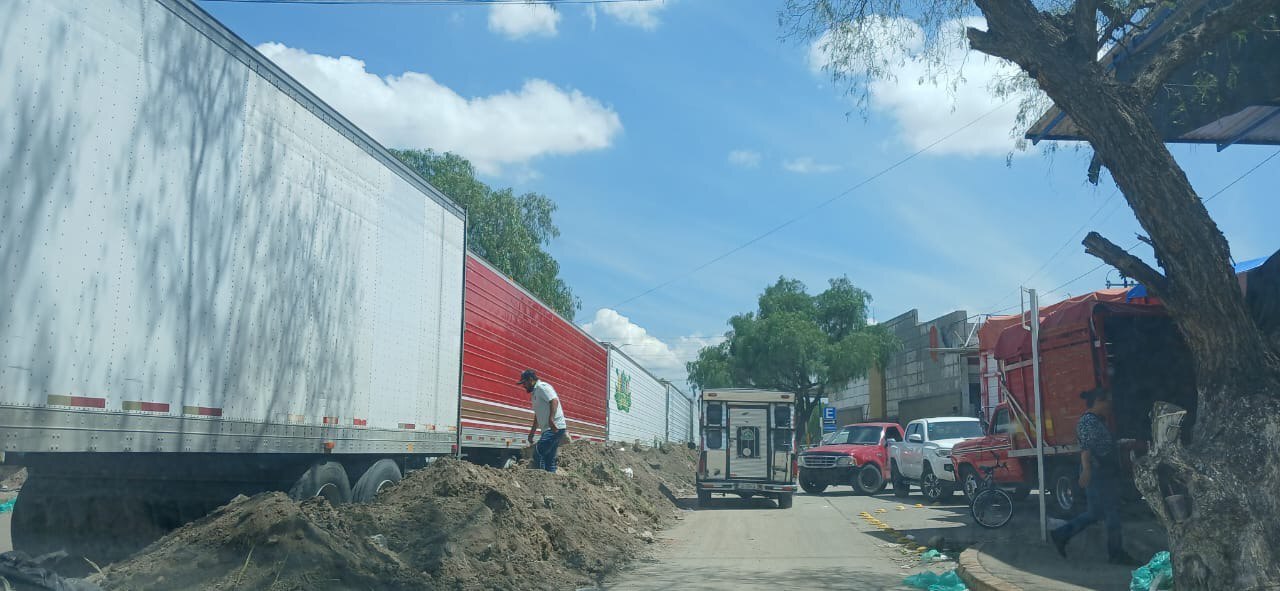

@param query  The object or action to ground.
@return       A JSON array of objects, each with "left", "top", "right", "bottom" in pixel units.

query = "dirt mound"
[
  {"left": 92, "top": 493, "right": 418, "bottom": 590},
  {"left": 94, "top": 443, "right": 697, "bottom": 591}
]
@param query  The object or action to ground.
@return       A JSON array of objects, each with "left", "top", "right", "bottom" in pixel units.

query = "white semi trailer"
[{"left": 0, "top": 0, "right": 466, "bottom": 562}]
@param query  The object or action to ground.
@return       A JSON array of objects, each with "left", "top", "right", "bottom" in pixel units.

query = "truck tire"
[
  {"left": 289, "top": 461, "right": 352, "bottom": 505},
  {"left": 959, "top": 466, "right": 980, "bottom": 501},
  {"left": 352, "top": 459, "right": 402, "bottom": 503},
  {"left": 891, "top": 462, "right": 910, "bottom": 498},
  {"left": 920, "top": 464, "right": 954, "bottom": 503},
  {"left": 854, "top": 464, "right": 885, "bottom": 495},
  {"left": 1048, "top": 464, "right": 1084, "bottom": 517},
  {"left": 799, "top": 469, "right": 828, "bottom": 495},
  {"left": 776, "top": 493, "right": 794, "bottom": 509}
]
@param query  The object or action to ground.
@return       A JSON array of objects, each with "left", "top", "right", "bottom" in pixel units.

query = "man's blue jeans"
[
  {"left": 1052, "top": 467, "right": 1124, "bottom": 558},
  {"left": 534, "top": 428, "right": 566, "bottom": 473}
]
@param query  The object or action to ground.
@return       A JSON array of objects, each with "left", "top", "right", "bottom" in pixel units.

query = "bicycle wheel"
[{"left": 970, "top": 488, "right": 1014, "bottom": 529}]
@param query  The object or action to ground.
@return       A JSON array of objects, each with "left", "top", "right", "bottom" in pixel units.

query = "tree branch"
[
  {"left": 1074, "top": 0, "right": 1102, "bottom": 58},
  {"left": 1083, "top": 231, "right": 1169, "bottom": 296},
  {"left": 1134, "top": 0, "right": 1280, "bottom": 98}
]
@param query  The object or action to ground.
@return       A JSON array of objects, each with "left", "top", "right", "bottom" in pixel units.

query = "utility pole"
[{"left": 1026, "top": 288, "right": 1047, "bottom": 542}]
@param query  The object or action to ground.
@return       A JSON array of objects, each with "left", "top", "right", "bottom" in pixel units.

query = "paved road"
[
  {"left": 603, "top": 491, "right": 949, "bottom": 591},
  {"left": 0, "top": 511, "right": 11, "bottom": 554}
]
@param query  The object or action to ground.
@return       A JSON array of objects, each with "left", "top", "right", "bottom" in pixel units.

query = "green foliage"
[
  {"left": 393, "top": 149, "right": 579, "bottom": 319},
  {"left": 687, "top": 276, "right": 898, "bottom": 441}
]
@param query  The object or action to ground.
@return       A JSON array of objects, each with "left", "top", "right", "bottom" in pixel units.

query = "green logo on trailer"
[{"left": 613, "top": 370, "right": 633, "bottom": 412}]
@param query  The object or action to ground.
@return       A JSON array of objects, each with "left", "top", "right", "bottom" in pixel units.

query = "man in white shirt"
[{"left": 519, "top": 369, "right": 568, "bottom": 472}]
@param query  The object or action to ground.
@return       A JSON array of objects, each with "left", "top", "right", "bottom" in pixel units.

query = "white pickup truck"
[{"left": 887, "top": 417, "right": 984, "bottom": 503}]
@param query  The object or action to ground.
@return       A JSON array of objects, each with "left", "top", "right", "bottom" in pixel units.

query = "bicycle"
[{"left": 969, "top": 460, "right": 1015, "bottom": 529}]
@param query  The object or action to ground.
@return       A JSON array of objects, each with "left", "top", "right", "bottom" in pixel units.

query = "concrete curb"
[{"left": 957, "top": 546, "right": 1023, "bottom": 591}]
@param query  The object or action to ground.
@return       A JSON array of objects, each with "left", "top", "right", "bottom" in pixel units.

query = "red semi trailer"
[{"left": 459, "top": 253, "right": 609, "bottom": 467}]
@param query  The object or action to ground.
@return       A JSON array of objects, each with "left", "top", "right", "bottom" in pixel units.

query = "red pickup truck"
[
  {"left": 950, "top": 290, "right": 1197, "bottom": 516},
  {"left": 797, "top": 422, "right": 904, "bottom": 495}
]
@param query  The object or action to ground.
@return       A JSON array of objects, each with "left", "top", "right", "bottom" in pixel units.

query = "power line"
[
  {"left": 979, "top": 146, "right": 1280, "bottom": 316},
  {"left": 610, "top": 98, "right": 1016, "bottom": 310},
  {"left": 203, "top": 0, "right": 653, "bottom": 5},
  {"left": 1203, "top": 148, "right": 1280, "bottom": 204}
]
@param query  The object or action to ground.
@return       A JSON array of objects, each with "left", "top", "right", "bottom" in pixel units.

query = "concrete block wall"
[{"left": 831, "top": 309, "right": 981, "bottom": 426}]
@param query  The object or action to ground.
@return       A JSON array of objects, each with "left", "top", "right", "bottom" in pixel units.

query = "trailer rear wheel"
[
  {"left": 697, "top": 489, "right": 712, "bottom": 506},
  {"left": 352, "top": 459, "right": 402, "bottom": 503},
  {"left": 776, "top": 493, "right": 793, "bottom": 509},
  {"left": 289, "top": 461, "right": 352, "bottom": 505}
]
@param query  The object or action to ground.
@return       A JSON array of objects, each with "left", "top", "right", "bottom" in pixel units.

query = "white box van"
[{"left": 696, "top": 389, "right": 798, "bottom": 509}]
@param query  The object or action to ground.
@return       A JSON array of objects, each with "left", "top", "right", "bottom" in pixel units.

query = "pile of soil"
[{"left": 93, "top": 443, "right": 696, "bottom": 591}]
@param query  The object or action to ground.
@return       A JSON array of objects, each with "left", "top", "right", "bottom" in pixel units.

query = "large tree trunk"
[{"left": 968, "top": 2, "right": 1280, "bottom": 588}]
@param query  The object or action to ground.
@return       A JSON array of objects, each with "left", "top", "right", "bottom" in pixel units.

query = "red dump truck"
[{"left": 951, "top": 290, "right": 1198, "bottom": 516}]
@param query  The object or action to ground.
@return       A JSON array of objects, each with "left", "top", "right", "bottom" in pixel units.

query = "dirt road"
[{"left": 603, "top": 492, "right": 938, "bottom": 591}]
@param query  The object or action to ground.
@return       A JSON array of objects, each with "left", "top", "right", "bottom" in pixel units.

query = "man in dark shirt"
[{"left": 1050, "top": 388, "right": 1138, "bottom": 565}]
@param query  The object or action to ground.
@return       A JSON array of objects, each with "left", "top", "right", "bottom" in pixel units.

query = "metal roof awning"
[{"left": 1025, "top": 0, "right": 1280, "bottom": 150}]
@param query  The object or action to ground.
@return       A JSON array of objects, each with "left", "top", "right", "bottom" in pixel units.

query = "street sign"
[
  {"left": 822, "top": 422, "right": 837, "bottom": 433},
  {"left": 822, "top": 406, "right": 836, "bottom": 421}
]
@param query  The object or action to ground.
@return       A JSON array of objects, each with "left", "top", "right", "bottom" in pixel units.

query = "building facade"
[{"left": 830, "top": 309, "right": 981, "bottom": 427}]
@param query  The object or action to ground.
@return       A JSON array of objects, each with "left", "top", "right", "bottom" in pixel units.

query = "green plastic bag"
[
  {"left": 1130, "top": 551, "right": 1173, "bottom": 591},
  {"left": 903, "top": 569, "right": 967, "bottom": 591}
]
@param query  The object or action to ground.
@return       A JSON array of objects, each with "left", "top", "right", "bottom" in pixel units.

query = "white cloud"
[
  {"left": 782, "top": 157, "right": 840, "bottom": 174},
  {"left": 488, "top": 3, "right": 561, "bottom": 39},
  {"left": 808, "top": 16, "right": 1038, "bottom": 157},
  {"left": 256, "top": 43, "right": 622, "bottom": 175},
  {"left": 728, "top": 149, "right": 762, "bottom": 168},
  {"left": 600, "top": 0, "right": 669, "bottom": 30},
  {"left": 581, "top": 308, "right": 722, "bottom": 387}
]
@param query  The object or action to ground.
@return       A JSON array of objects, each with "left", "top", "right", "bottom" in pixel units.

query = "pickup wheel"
[
  {"left": 776, "top": 493, "right": 794, "bottom": 509},
  {"left": 854, "top": 464, "right": 885, "bottom": 495},
  {"left": 960, "top": 466, "right": 980, "bottom": 501},
  {"left": 799, "top": 469, "right": 828, "bottom": 495},
  {"left": 891, "top": 462, "right": 910, "bottom": 498},
  {"left": 920, "top": 464, "right": 953, "bottom": 503}
]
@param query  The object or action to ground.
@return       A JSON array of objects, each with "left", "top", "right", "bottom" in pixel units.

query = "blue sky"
[{"left": 200, "top": 0, "right": 1279, "bottom": 384}]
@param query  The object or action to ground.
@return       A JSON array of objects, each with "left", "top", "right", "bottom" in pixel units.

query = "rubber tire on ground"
[
  {"left": 970, "top": 488, "right": 1015, "bottom": 529},
  {"left": 352, "top": 459, "right": 403, "bottom": 503},
  {"left": 854, "top": 463, "right": 885, "bottom": 495},
  {"left": 1048, "top": 464, "right": 1084, "bottom": 518},
  {"left": 289, "top": 461, "right": 353, "bottom": 505},
  {"left": 697, "top": 489, "right": 712, "bottom": 506},
  {"left": 891, "top": 462, "right": 911, "bottom": 498},
  {"left": 919, "top": 464, "right": 954, "bottom": 503},
  {"left": 798, "top": 469, "right": 828, "bottom": 495},
  {"left": 959, "top": 466, "right": 980, "bottom": 501},
  {"left": 776, "top": 493, "right": 794, "bottom": 509}
]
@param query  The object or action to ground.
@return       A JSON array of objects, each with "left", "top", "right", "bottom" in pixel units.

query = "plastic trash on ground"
[
  {"left": 919, "top": 549, "right": 950, "bottom": 563},
  {"left": 1130, "top": 551, "right": 1174, "bottom": 591},
  {"left": 0, "top": 496, "right": 15, "bottom": 513},
  {"left": 903, "top": 569, "right": 966, "bottom": 591}
]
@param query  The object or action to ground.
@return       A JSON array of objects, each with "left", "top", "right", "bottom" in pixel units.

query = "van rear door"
[{"left": 728, "top": 404, "right": 768, "bottom": 479}]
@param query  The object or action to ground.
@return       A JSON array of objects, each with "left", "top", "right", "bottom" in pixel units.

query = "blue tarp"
[{"left": 1127, "top": 256, "right": 1269, "bottom": 301}]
